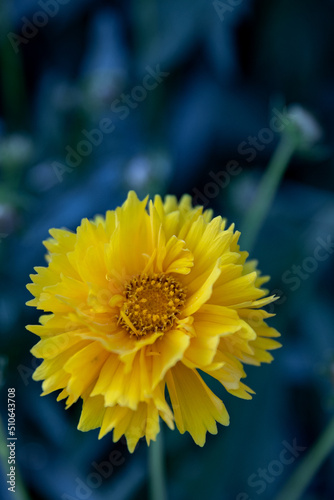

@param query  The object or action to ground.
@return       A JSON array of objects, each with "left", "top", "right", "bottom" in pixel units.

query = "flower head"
[{"left": 26, "top": 191, "right": 280, "bottom": 452}]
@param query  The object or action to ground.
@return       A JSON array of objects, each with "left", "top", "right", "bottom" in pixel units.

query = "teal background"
[{"left": 0, "top": 0, "right": 334, "bottom": 499}]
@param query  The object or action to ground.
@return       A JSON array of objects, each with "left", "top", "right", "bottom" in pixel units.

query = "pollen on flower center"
[{"left": 119, "top": 273, "right": 186, "bottom": 336}]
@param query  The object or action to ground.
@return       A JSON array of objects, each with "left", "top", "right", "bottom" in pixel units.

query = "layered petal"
[
  {"left": 166, "top": 362, "right": 229, "bottom": 446},
  {"left": 27, "top": 190, "right": 280, "bottom": 451}
]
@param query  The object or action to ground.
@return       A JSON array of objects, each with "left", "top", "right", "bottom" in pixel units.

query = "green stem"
[
  {"left": 275, "top": 415, "right": 334, "bottom": 500},
  {"left": 241, "top": 133, "right": 297, "bottom": 252},
  {"left": 148, "top": 430, "right": 167, "bottom": 500}
]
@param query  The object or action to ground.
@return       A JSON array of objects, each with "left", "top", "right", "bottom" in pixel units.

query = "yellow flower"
[{"left": 26, "top": 191, "right": 281, "bottom": 452}]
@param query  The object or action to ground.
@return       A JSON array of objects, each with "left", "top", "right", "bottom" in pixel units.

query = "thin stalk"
[
  {"left": 148, "top": 430, "right": 167, "bottom": 500},
  {"left": 275, "top": 415, "right": 334, "bottom": 500},
  {"left": 241, "top": 134, "right": 297, "bottom": 252}
]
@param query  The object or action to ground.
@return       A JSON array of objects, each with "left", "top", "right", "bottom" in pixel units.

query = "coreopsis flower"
[{"left": 26, "top": 191, "right": 280, "bottom": 452}]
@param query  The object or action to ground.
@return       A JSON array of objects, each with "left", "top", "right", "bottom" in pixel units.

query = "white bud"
[
  {"left": 0, "top": 134, "right": 34, "bottom": 169},
  {"left": 286, "top": 104, "right": 322, "bottom": 146}
]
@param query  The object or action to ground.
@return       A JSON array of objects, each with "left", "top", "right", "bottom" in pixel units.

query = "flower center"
[{"left": 119, "top": 273, "right": 186, "bottom": 336}]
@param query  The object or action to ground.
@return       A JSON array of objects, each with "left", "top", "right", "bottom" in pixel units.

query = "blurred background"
[{"left": 1, "top": 0, "right": 334, "bottom": 499}]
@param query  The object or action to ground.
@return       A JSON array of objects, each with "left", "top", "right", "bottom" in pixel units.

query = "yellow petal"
[
  {"left": 227, "top": 382, "right": 255, "bottom": 400},
  {"left": 166, "top": 362, "right": 229, "bottom": 446},
  {"left": 184, "top": 217, "right": 232, "bottom": 283},
  {"left": 205, "top": 350, "right": 246, "bottom": 389},
  {"left": 38, "top": 275, "right": 88, "bottom": 313},
  {"left": 41, "top": 368, "right": 70, "bottom": 396},
  {"left": 91, "top": 352, "right": 146, "bottom": 410},
  {"left": 64, "top": 341, "right": 109, "bottom": 404},
  {"left": 182, "top": 259, "right": 221, "bottom": 316},
  {"left": 26, "top": 191, "right": 282, "bottom": 450},
  {"left": 149, "top": 328, "right": 190, "bottom": 389},
  {"left": 182, "top": 305, "right": 241, "bottom": 367},
  {"left": 98, "top": 401, "right": 161, "bottom": 452},
  {"left": 193, "top": 304, "right": 242, "bottom": 335},
  {"left": 210, "top": 272, "right": 265, "bottom": 306},
  {"left": 26, "top": 313, "right": 75, "bottom": 337},
  {"left": 78, "top": 394, "right": 106, "bottom": 431},
  {"left": 31, "top": 332, "right": 83, "bottom": 359},
  {"left": 163, "top": 235, "right": 194, "bottom": 275},
  {"left": 32, "top": 340, "right": 90, "bottom": 381},
  {"left": 44, "top": 228, "right": 76, "bottom": 254}
]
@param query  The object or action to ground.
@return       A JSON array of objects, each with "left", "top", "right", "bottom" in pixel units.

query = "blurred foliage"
[{"left": 0, "top": 0, "right": 334, "bottom": 499}]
